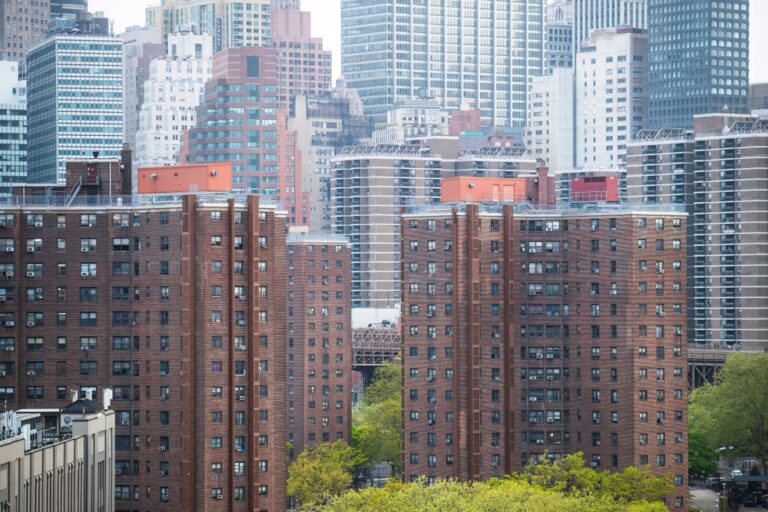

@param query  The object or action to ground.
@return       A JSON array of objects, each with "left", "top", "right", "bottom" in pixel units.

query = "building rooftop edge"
[{"left": 402, "top": 201, "right": 686, "bottom": 217}]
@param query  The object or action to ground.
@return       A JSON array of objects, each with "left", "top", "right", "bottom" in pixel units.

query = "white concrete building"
[
  {"left": 134, "top": 29, "right": 213, "bottom": 171},
  {"left": 526, "top": 67, "right": 575, "bottom": 172},
  {"left": 121, "top": 25, "right": 163, "bottom": 158},
  {"left": 0, "top": 400, "right": 115, "bottom": 512},
  {"left": 572, "top": 0, "right": 646, "bottom": 52},
  {"left": 146, "top": 0, "right": 272, "bottom": 52},
  {"left": 0, "top": 61, "right": 26, "bottom": 196},
  {"left": 575, "top": 27, "right": 648, "bottom": 170}
]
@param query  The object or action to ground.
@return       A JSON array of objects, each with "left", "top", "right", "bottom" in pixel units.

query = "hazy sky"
[{"left": 91, "top": 0, "right": 767, "bottom": 84}]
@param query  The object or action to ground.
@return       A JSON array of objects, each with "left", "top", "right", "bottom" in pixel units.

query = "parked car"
[{"left": 731, "top": 469, "right": 743, "bottom": 478}]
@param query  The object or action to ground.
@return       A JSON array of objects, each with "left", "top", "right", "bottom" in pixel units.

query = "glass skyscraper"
[
  {"left": 26, "top": 19, "right": 123, "bottom": 184},
  {"left": 341, "top": 0, "right": 546, "bottom": 127},
  {"left": 647, "top": 0, "right": 749, "bottom": 129}
]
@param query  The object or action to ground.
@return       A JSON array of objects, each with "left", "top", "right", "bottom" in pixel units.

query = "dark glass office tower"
[
  {"left": 647, "top": 0, "right": 749, "bottom": 129},
  {"left": 50, "top": 0, "right": 88, "bottom": 20}
]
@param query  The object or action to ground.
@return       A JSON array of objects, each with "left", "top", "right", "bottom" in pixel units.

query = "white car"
[{"left": 731, "top": 469, "right": 743, "bottom": 478}]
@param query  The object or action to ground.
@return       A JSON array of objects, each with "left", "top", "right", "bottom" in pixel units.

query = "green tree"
[
  {"left": 689, "top": 353, "right": 768, "bottom": 473},
  {"left": 287, "top": 440, "right": 366, "bottom": 510},
  {"left": 318, "top": 477, "right": 670, "bottom": 512},
  {"left": 688, "top": 430, "right": 719, "bottom": 480},
  {"left": 352, "top": 363, "right": 402, "bottom": 475},
  {"left": 362, "top": 363, "right": 401, "bottom": 406},
  {"left": 517, "top": 452, "right": 673, "bottom": 502}
]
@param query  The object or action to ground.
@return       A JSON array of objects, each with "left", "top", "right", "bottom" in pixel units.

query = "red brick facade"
[
  {"left": 401, "top": 203, "right": 689, "bottom": 510},
  {"left": 0, "top": 194, "right": 287, "bottom": 511},
  {"left": 286, "top": 234, "right": 352, "bottom": 457}
]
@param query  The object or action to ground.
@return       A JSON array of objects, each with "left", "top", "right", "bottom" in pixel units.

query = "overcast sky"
[{"left": 91, "top": 0, "right": 767, "bottom": 84}]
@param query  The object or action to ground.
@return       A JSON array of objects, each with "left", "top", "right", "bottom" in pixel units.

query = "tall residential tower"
[{"left": 341, "top": 0, "right": 546, "bottom": 127}]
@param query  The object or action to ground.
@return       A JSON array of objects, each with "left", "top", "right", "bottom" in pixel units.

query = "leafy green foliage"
[
  {"left": 352, "top": 363, "right": 402, "bottom": 475},
  {"left": 517, "top": 452, "right": 674, "bottom": 502},
  {"left": 317, "top": 452, "right": 673, "bottom": 511},
  {"left": 318, "top": 477, "right": 670, "bottom": 512},
  {"left": 362, "top": 363, "right": 401, "bottom": 406},
  {"left": 687, "top": 430, "right": 719, "bottom": 479},
  {"left": 689, "top": 353, "right": 768, "bottom": 473},
  {"left": 287, "top": 440, "right": 366, "bottom": 510}
]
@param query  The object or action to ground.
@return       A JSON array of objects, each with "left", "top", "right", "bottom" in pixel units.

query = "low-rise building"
[{"left": 0, "top": 400, "right": 115, "bottom": 512}]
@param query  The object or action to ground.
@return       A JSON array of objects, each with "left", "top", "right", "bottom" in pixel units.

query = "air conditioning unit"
[
  {"left": 133, "top": 223, "right": 140, "bottom": 228},
  {"left": 5, "top": 247, "right": 13, "bottom": 252},
  {"left": 34, "top": 221, "right": 43, "bottom": 228},
  {"left": 88, "top": 222, "right": 95, "bottom": 227},
  {"left": 80, "top": 346, "right": 89, "bottom": 351},
  {"left": 26, "top": 247, "right": 35, "bottom": 253},
  {"left": 529, "top": 397, "right": 537, "bottom": 402},
  {"left": 4, "top": 322, "right": 14, "bottom": 328},
  {"left": 159, "top": 446, "right": 166, "bottom": 452},
  {"left": 546, "top": 376, "right": 554, "bottom": 381},
  {"left": 213, "top": 496, "right": 223, "bottom": 500},
  {"left": 115, "top": 469, "right": 122, "bottom": 475},
  {"left": 610, "top": 290, "right": 617, "bottom": 295},
  {"left": 427, "top": 419, "right": 435, "bottom": 425},
  {"left": 590, "top": 462, "right": 598, "bottom": 467},
  {"left": 81, "top": 247, "right": 89, "bottom": 252},
  {"left": 26, "top": 321, "right": 35, "bottom": 327},
  {"left": 160, "top": 470, "right": 168, "bottom": 476},
  {"left": 429, "top": 355, "right": 436, "bottom": 360},
  {"left": 27, "top": 371, "right": 35, "bottom": 376},
  {"left": 81, "top": 272, "right": 90, "bottom": 277},
  {"left": 160, "top": 371, "right": 167, "bottom": 376},
  {"left": 594, "top": 441, "right": 601, "bottom": 446},
  {"left": 121, "top": 221, "right": 129, "bottom": 227},
  {"left": 26, "top": 271, "right": 35, "bottom": 278},
  {"left": 237, "top": 320, "right": 246, "bottom": 326},
  {"left": 529, "top": 376, "right": 537, "bottom": 380},
  {"left": 57, "top": 223, "right": 66, "bottom": 228},
  {"left": 591, "top": 290, "right": 597, "bottom": 296},
  {"left": 237, "top": 295, "right": 246, "bottom": 301},
  {"left": 491, "top": 463, "right": 498, "bottom": 468},
  {"left": 0, "top": 371, "right": 5, "bottom": 377},
  {"left": 536, "top": 353, "right": 543, "bottom": 359},
  {"left": 546, "top": 418, "right": 554, "bottom": 423},
  {"left": 238, "top": 396, "right": 246, "bottom": 401},
  {"left": 429, "top": 398, "right": 437, "bottom": 404},
  {"left": 493, "top": 376, "right": 501, "bottom": 382},
  {"left": 546, "top": 354, "right": 554, "bottom": 359}
]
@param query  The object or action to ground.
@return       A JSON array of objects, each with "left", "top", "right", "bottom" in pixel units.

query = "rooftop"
[
  {"left": 403, "top": 201, "right": 686, "bottom": 218},
  {"left": 0, "top": 192, "right": 280, "bottom": 211},
  {"left": 631, "top": 128, "right": 694, "bottom": 143}
]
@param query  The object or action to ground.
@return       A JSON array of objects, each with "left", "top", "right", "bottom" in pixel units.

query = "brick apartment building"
[
  {"left": 271, "top": 4, "right": 333, "bottom": 109},
  {"left": 0, "top": 161, "right": 289, "bottom": 511},
  {"left": 182, "top": 46, "right": 309, "bottom": 227},
  {"left": 286, "top": 230, "right": 352, "bottom": 458},
  {"left": 400, "top": 203, "right": 689, "bottom": 510}
]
